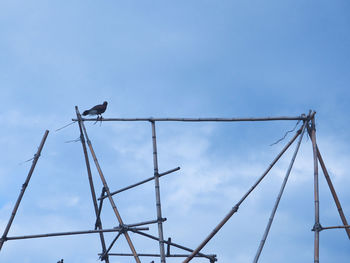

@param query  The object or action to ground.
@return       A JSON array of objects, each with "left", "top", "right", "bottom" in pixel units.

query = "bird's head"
[{"left": 103, "top": 101, "right": 108, "bottom": 105}]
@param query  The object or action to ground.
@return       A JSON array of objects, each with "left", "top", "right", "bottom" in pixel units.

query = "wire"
[
  {"left": 55, "top": 121, "right": 77, "bottom": 132},
  {"left": 270, "top": 120, "right": 301, "bottom": 146}
]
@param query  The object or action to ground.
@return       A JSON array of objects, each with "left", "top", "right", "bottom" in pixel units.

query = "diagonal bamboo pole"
[
  {"left": 76, "top": 106, "right": 141, "bottom": 263},
  {"left": 309, "top": 115, "right": 320, "bottom": 263},
  {"left": 304, "top": 130, "right": 350, "bottom": 240},
  {"left": 100, "top": 232, "right": 123, "bottom": 260},
  {"left": 253, "top": 121, "right": 307, "bottom": 262},
  {"left": 5, "top": 227, "right": 147, "bottom": 240},
  {"left": 0, "top": 130, "right": 49, "bottom": 251},
  {"left": 75, "top": 108, "right": 110, "bottom": 263},
  {"left": 317, "top": 149, "right": 350, "bottom": 239},
  {"left": 98, "top": 167, "right": 180, "bottom": 200},
  {"left": 150, "top": 120, "right": 166, "bottom": 263},
  {"left": 131, "top": 230, "right": 216, "bottom": 261},
  {"left": 183, "top": 125, "right": 304, "bottom": 263},
  {"left": 95, "top": 187, "right": 106, "bottom": 230}
]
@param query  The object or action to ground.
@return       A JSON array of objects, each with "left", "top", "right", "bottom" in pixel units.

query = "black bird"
[{"left": 82, "top": 101, "right": 108, "bottom": 119}]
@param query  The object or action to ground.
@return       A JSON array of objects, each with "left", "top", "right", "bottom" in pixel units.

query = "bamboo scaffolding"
[
  {"left": 99, "top": 167, "right": 180, "bottom": 200},
  {"left": 5, "top": 227, "right": 148, "bottom": 241},
  {"left": 5, "top": 110, "right": 347, "bottom": 263},
  {"left": 253, "top": 121, "right": 307, "bottom": 262},
  {"left": 75, "top": 108, "right": 110, "bottom": 262},
  {"left": 72, "top": 116, "right": 307, "bottom": 122},
  {"left": 150, "top": 120, "right": 167, "bottom": 263},
  {"left": 183, "top": 125, "right": 304, "bottom": 263},
  {"left": 76, "top": 106, "right": 141, "bottom": 263},
  {"left": 131, "top": 230, "right": 216, "bottom": 261},
  {"left": 309, "top": 116, "right": 320, "bottom": 263},
  {"left": 0, "top": 130, "right": 49, "bottom": 251}
]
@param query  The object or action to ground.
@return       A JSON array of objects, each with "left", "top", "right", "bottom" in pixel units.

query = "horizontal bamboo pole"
[
  {"left": 5, "top": 227, "right": 149, "bottom": 241},
  {"left": 98, "top": 167, "right": 180, "bottom": 200},
  {"left": 131, "top": 230, "right": 216, "bottom": 261},
  {"left": 72, "top": 116, "right": 307, "bottom": 123},
  {"left": 105, "top": 252, "right": 215, "bottom": 258},
  {"left": 322, "top": 225, "right": 350, "bottom": 230},
  {"left": 126, "top": 218, "right": 166, "bottom": 228}
]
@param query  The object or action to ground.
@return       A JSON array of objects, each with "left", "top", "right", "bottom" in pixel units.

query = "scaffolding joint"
[
  {"left": 312, "top": 222, "right": 323, "bottom": 232},
  {"left": 159, "top": 217, "right": 167, "bottom": 223},
  {"left": 117, "top": 224, "right": 128, "bottom": 234}
]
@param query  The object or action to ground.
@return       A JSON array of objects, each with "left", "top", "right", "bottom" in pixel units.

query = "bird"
[{"left": 82, "top": 101, "right": 108, "bottom": 119}]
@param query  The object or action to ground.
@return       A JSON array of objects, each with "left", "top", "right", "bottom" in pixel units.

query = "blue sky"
[{"left": 0, "top": 1, "right": 349, "bottom": 262}]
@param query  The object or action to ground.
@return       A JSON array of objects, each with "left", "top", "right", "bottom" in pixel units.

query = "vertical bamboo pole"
[
  {"left": 77, "top": 107, "right": 141, "bottom": 263},
  {"left": 150, "top": 120, "right": 166, "bottom": 263},
  {"left": 310, "top": 116, "right": 320, "bottom": 263},
  {"left": 316, "top": 147, "right": 350, "bottom": 239},
  {"left": 306, "top": 123, "right": 350, "bottom": 240},
  {"left": 0, "top": 130, "right": 49, "bottom": 251},
  {"left": 253, "top": 122, "right": 306, "bottom": 262},
  {"left": 75, "top": 108, "right": 110, "bottom": 263},
  {"left": 183, "top": 125, "right": 303, "bottom": 263}
]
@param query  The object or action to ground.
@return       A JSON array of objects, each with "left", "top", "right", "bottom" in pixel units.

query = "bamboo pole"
[
  {"left": 98, "top": 167, "right": 180, "bottom": 200},
  {"left": 310, "top": 115, "right": 320, "bottom": 263},
  {"left": 322, "top": 225, "right": 350, "bottom": 230},
  {"left": 314, "top": 145, "right": 350, "bottom": 239},
  {"left": 76, "top": 107, "right": 141, "bottom": 263},
  {"left": 0, "top": 130, "right": 49, "bottom": 251},
  {"left": 5, "top": 227, "right": 148, "bottom": 241},
  {"left": 75, "top": 108, "right": 109, "bottom": 262},
  {"left": 100, "top": 232, "right": 123, "bottom": 260},
  {"left": 253, "top": 121, "right": 307, "bottom": 262},
  {"left": 106, "top": 252, "right": 215, "bottom": 258},
  {"left": 183, "top": 125, "right": 303, "bottom": 263},
  {"left": 95, "top": 187, "right": 106, "bottom": 230},
  {"left": 72, "top": 116, "right": 307, "bottom": 123},
  {"left": 131, "top": 230, "right": 216, "bottom": 261},
  {"left": 126, "top": 218, "right": 166, "bottom": 228},
  {"left": 150, "top": 120, "right": 166, "bottom": 263}
]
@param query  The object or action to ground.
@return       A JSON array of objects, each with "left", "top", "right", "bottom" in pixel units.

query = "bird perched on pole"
[{"left": 82, "top": 101, "right": 108, "bottom": 119}]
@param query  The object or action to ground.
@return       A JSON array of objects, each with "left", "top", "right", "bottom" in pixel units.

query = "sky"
[{"left": 0, "top": 0, "right": 349, "bottom": 262}]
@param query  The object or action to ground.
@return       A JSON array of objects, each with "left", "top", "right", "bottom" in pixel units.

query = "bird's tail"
[{"left": 82, "top": 111, "right": 89, "bottom": 116}]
